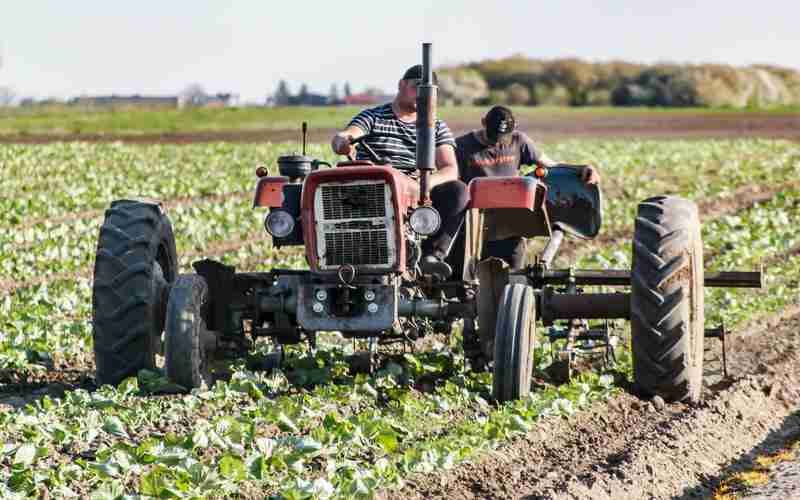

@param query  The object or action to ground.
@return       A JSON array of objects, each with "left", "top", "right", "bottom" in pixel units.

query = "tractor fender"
[
  {"left": 469, "top": 176, "right": 552, "bottom": 240},
  {"left": 253, "top": 176, "right": 289, "bottom": 208},
  {"left": 468, "top": 176, "right": 547, "bottom": 210}
]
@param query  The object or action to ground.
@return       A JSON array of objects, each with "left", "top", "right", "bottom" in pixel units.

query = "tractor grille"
[
  {"left": 320, "top": 183, "right": 386, "bottom": 220},
  {"left": 314, "top": 181, "right": 396, "bottom": 270}
]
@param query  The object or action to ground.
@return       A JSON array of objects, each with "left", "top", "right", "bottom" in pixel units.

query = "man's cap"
[
  {"left": 402, "top": 64, "right": 438, "bottom": 84},
  {"left": 485, "top": 105, "right": 516, "bottom": 143}
]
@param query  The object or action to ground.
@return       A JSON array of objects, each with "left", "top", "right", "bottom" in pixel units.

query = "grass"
[{"left": 0, "top": 105, "right": 798, "bottom": 137}]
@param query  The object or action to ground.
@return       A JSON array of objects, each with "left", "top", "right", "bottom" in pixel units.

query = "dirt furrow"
[
  {"left": 383, "top": 305, "right": 800, "bottom": 500},
  {"left": 2, "top": 112, "right": 800, "bottom": 145}
]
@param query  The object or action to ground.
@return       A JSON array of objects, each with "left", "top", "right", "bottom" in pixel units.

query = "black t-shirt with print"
[{"left": 455, "top": 130, "right": 541, "bottom": 184}]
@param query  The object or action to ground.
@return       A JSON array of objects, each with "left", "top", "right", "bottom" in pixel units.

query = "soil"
[
  {"left": 1, "top": 112, "right": 799, "bottom": 145},
  {"left": 381, "top": 307, "right": 800, "bottom": 500}
]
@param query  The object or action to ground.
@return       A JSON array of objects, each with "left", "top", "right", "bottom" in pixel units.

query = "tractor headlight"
[
  {"left": 265, "top": 209, "right": 295, "bottom": 238},
  {"left": 409, "top": 206, "right": 441, "bottom": 236}
]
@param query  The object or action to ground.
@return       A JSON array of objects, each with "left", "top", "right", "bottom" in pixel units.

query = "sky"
[{"left": 1, "top": 0, "right": 798, "bottom": 103}]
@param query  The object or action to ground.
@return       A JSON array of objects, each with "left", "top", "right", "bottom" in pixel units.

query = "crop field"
[{"left": 1, "top": 137, "right": 800, "bottom": 498}]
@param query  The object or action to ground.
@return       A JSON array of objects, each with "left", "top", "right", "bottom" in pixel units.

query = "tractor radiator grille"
[
  {"left": 314, "top": 181, "right": 396, "bottom": 270},
  {"left": 323, "top": 229, "right": 389, "bottom": 266},
  {"left": 320, "top": 183, "right": 386, "bottom": 220}
]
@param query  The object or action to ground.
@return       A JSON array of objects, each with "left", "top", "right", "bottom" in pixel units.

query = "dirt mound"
[{"left": 384, "top": 310, "right": 800, "bottom": 499}]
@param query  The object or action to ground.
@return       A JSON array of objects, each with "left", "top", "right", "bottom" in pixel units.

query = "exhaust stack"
[{"left": 416, "top": 42, "right": 437, "bottom": 205}]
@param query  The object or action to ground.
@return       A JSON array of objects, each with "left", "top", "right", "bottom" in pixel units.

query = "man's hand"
[
  {"left": 331, "top": 134, "right": 354, "bottom": 156},
  {"left": 582, "top": 165, "right": 601, "bottom": 185},
  {"left": 331, "top": 126, "right": 365, "bottom": 157}
]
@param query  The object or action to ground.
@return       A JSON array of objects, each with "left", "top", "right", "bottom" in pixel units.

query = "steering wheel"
[{"left": 347, "top": 135, "right": 384, "bottom": 164}]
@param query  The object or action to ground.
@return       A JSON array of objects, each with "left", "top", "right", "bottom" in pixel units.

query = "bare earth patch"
[{"left": 381, "top": 310, "right": 800, "bottom": 500}]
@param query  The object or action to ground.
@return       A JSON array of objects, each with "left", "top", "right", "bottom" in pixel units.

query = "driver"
[
  {"left": 331, "top": 64, "right": 468, "bottom": 279},
  {"left": 455, "top": 105, "right": 601, "bottom": 269}
]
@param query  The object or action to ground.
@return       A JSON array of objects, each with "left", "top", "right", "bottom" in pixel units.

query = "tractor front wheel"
[
  {"left": 492, "top": 283, "right": 537, "bottom": 402},
  {"left": 165, "top": 275, "right": 214, "bottom": 390},
  {"left": 631, "top": 196, "right": 704, "bottom": 403}
]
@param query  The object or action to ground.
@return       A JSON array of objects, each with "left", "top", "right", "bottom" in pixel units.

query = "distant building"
[
  {"left": 197, "top": 93, "right": 239, "bottom": 108},
  {"left": 341, "top": 93, "right": 391, "bottom": 106},
  {"left": 289, "top": 93, "right": 329, "bottom": 106},
  {"left": 69, "top": 95, "right": 179, "bottom": 108}
]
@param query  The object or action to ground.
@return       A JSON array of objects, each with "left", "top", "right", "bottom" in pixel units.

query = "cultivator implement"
[{"left": 499, "top": 257, "right": 761, "bottom": 382}]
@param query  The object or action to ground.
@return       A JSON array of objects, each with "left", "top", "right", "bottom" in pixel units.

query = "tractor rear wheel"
[
  {"left": 492, "top": 283, "right": 537, "bottom": 402},
  {"left": 631, "top": 196, "right": 704, "bottom": 403},
  {"left": 164, "top": 275, "right": 213, "bottom": 389},
  {"left": 92, "top": 200, "right": 177, "bottom": 386}
]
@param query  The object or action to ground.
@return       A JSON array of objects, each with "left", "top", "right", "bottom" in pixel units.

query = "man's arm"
[
  {"left": 524, "top": 137, "right": 600, "bottom": 185},
  {"left": 331, "top": 125, "right": 366, "bottom": 156},
  {"left": 542, "top": 159, "right": 601, "bottom": 185},
  {"left": 429, "top": 144, "right": 458, "bottom": 188}
]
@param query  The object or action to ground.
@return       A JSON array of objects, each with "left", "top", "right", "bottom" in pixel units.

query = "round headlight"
[
  {"left": 409, "top": 206, "right": 441, "bottom": 236},
  {"left": 265, "top": 210, "right": 295, "bottom": 238}
]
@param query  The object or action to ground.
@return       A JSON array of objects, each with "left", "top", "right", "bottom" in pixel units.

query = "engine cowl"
[{"left": 300, "top": 166, "right": 418, "bottom": 275}]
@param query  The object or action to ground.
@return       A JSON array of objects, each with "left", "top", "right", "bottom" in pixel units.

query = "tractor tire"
[
  {"left": 92, "top": 200, "right": 178, "bottom": 386},
  {"left": 164, "top": 275, "right": 213, "bottom": 389},
  {"left": 492, "top": 283, "right": 537, "bottom": 402},
  {"left": 631, "top": 196, "right": 704, "bottom": 403}
]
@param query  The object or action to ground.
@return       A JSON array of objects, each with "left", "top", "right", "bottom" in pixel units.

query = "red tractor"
[{"left": 91, "top": 44, "right": 760, "bottom": 403}]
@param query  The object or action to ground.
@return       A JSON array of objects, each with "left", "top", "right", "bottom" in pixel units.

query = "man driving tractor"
[
  {"left": 455, "top": 105, "right": 601, "bottom": 269},
  {"left": 331, "top": 65, "right": 469, "bottom": 279}
]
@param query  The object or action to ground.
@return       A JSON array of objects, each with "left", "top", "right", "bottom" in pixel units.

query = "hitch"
[{"left": 515, "top": 267, "right": 763, "bottom": 289}]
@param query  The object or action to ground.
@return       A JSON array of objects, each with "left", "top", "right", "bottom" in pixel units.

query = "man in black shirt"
[
  {"left": 455, "top": 106, "right": 600, "bottom": 268},
  {"left": 331, "top": 65, "right": 469, "bottom": 278}
]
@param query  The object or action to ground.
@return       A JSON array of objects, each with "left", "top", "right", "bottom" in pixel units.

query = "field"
[
  {"left": 2, "top": 105, "right": 800, "bottom": 143},
  {"left": 1, "top": 110, "right": 800, "bottom": 498}
]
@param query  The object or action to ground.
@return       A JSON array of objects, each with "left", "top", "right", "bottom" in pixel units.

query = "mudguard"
[
  {"left": 468, "top": 176, "right": 551, "bottom": 240},
  {"left": 541, "top": 166, "right": 603, "bottom": 239},
  {"left": 253, "top": 176, "right": 289, "bottom": 208}
]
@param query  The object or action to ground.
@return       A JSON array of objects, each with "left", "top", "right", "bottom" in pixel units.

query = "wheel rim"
[{"left": 152, "top": 261, "right": 169, "bottom": 356}]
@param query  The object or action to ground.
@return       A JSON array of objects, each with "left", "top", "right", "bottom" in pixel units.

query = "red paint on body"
[
  {"left": 468, "top": 176, "right": 547, "bottom": 211},
  {"left": 253, "top": 176, "right": 289, "bottom": 208}
]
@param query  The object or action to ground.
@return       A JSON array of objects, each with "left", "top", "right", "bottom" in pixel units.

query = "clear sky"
[{"left": 1, "top": 0, "right": 798, "bottom": 102}]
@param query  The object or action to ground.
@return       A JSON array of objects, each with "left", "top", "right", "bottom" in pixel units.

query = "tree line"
[{"left": 438, "top": 56, "right": 800, "bottom": 108}]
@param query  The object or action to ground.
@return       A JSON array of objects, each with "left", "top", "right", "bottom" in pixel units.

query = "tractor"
[{"left": 91, "top": 43, "right": 760, "bottom": 403}]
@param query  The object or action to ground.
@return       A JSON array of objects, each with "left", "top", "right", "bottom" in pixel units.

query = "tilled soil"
[
  {"left": 1, "top": 112, "right": 799, "bottom": 144},
  {"left": 384, "top": 308, "right": 800, "bottom": 500}
]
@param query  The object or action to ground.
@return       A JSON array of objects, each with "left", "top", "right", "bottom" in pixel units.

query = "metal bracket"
[{"left": 705, "top": 323, "right": 728, "bottom": 378}]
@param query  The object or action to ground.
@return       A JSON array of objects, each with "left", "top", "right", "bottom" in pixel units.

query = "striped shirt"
[{"left": 348, "top": 102, "right": 456, "bottom": 171}]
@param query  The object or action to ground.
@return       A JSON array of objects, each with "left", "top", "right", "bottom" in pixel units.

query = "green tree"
[
  {"left": 273, "top": 80, "right": 292, "bottom": 106},
  {"left": 438, "top": 68, "right": 489, "bottom": 105}
]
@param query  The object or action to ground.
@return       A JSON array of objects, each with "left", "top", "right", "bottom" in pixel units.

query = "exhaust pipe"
[{"left": 416, "top": 42, "right": 437, "bottom": 205}]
